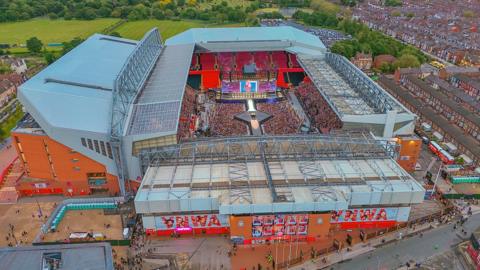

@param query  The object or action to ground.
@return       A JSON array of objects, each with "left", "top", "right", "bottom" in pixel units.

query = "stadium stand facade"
[{"left": 12, "top": 26, "right": 418, "bottom": 206}]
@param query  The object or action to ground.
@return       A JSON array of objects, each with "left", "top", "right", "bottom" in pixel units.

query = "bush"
[{"left": 48, "top": 13, "right": 58, "bottom": 20}]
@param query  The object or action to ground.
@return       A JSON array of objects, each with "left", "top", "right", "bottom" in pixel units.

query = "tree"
[
  {"left": 44, "top": 52, "right": 57, "bottom": 64},
  {"left": 152, "top": 8, "right": 165, "bottom": 19},
  {"left": 393, "top": 54, "right": 420, "bottom": 68},
  {"left": 384, "top": 0, "right": 402, "bottom": 7},
  {"left": 26, "top": 37, "right": 43, "bottom": 53},
  {"left": 245, "top": 13, "right": 259, "bottom": 26},
  {"left": 379, "top": 62, "right": 393, "bottom": 74},
  {"left": 48, "top": 13, "right": 58, "bottom": 20},
  {"left": 62, "top": 37, "right": 84, "bottom": 55},
  {"left": 0, "top": 63, "right": 11, "bottom": 74},
  {"left": 455, "top": 156, "right": 465, "bottom": 165}
]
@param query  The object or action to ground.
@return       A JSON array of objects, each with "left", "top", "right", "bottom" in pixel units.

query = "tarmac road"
[{"left": 331, "top": 213, "right": 480, "bottom": 270}]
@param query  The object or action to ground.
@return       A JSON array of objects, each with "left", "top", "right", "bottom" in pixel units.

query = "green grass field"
[
  {"left": 0, "top": 18, "right": 120, "bottom": 45},
  {"left": 116, "top": 20, "right": 243, "bottom": 41}
]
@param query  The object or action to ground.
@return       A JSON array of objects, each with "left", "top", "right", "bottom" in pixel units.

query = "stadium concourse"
[{"left": 11, "top": 26, "right": 423, "bottom": 249}]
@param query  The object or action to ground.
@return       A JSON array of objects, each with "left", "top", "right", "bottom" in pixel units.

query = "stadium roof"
[
  {"left": 19, "top": 34, "right": 138, "bottom": 134},
  {"left": 0, "top": 243, "right": 113, "bottom": 270},
  {"left": 135, "top": 157, "right": 424, "bottom": 215},
  {"left": 127, "top": 43, "right": 194, "bottom": 136},
  {"left": 165, "top": 26, "right": 326, "bottom": 52}
]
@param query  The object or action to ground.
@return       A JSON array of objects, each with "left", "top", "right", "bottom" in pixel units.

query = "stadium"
[{"left": 12, "top": 26, "right": 423, "bottom": 241}]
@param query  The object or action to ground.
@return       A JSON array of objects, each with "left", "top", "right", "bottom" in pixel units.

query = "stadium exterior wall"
[{"left": 12, "top": 132, "right": 120, "bottom": 196}]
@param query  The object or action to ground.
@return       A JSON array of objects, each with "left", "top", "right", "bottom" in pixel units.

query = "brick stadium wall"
[{"left": 11, "top": 132, "right": 120, "bottom": 197}]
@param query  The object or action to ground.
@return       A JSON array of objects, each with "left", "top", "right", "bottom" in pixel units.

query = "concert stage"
[{"left": 218, "top": 80, "right": 280, "bottom": 100}]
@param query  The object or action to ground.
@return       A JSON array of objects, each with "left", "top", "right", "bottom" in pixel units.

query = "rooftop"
[
  {"left": 136, "top": 157, "right": 424, "bottom": 215},
  {"left": 0, "top": 242, "right": 113, "bottom": 270},
  {"left": 299, "top": 53, "right": 406, "bottom": 116},
  {"left": 18, "top": 34, "right": 138, "bottom": 134},
  {"left": 135, "top": 133, "right": 424, "bottom": 214},
  {"left": 406, "top": 75, "right": 480, "bottom": 127},
  {"left": 165, "top": 26, "right": 326, "bottom": 52},
  {"left": 424, "top": 75, "right": 480, "bottom": 112},
  {"left": 379, "top": 76, "right": 480, "bottom": 159},
  {"left": 127, "top": 43, "right": 194, "bottom": 137}
]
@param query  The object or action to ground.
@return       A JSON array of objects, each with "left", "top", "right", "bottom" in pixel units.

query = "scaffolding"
[{"left": 139, "top": 133, "right": 397, "bottom": 173}]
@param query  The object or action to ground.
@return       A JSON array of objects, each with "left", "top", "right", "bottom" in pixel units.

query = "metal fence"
[{"left": 33, "top": 197, "right": 125, "bottom": 244}]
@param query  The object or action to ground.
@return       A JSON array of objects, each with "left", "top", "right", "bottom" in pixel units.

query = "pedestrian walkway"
[{"left": 291, "top": 222, "right": 437, "bottom": 270}]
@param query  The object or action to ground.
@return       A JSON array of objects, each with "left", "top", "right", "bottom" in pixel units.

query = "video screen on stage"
[
  {"left": 252, "top": 214, "right": 308, "bottom": 238},
  {"left": 330, "top": 208, "right": 398, "bottom": 223},
  {"left": 240, "top": 80, "right": 258, "bottom": 93},
  {"left": 155, "top": 214, "right": 228, "bottom": 229}
]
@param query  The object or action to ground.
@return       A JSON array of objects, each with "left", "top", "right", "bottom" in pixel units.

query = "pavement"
[
  {"left": 146, "top": 237, "right": 231, "bottom": 270},
  {"left": 291, "top": 212, "right": 480, "bottom": 270}
]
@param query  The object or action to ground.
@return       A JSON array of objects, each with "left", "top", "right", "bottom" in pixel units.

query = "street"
[{"left": 330, "top": 213, "right": 480, "bottom": 270}]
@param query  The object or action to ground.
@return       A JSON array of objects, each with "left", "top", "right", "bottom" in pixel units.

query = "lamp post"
[
  {"left": 35, "top": 197, "right": 43, "bottom": 217},
  {"left": 432, "top": 163, "right": 443, "bottom": 196}
]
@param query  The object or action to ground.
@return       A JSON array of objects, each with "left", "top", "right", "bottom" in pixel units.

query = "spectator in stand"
[{"left": 295, "top": 82, "right": 342, "bottom": 133}]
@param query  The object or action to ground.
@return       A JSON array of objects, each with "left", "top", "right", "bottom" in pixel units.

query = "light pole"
[
  {"left": 35, "top": 197, "right": 43, "bottom": 217},
  {"left": 432, "top": 163, "right": 443, "bottom": 196}
]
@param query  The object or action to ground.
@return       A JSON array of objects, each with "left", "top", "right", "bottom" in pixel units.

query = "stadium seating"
[
  {"left": 200, "top": 53, "right": 217, "bottom": 70},
  {"left": 235, "top": 52, "right": 254, "bottom": 71},
  {"left": 218, "top": 52, "right": 234, "bottom": 72},
  {"left": 288, "top": 53, "right": 300, "bottom": 68},
  {"left": 177, "top": 85, "right": 197, "bottom": 141},
  {"left": 271, "top": 51, "right": 288, "bottom": 69},
  {"left": 190, "top": 54, "right": 199, "bottom": 70},
  {"left": 254, "top": 52, "right": 270, "bottom": 71},
  {"left": 256, "top": 101, "right": 303, "bottom": 135},
  {"left": 295, "top": 82, "right": 342, "bottom": 132}
]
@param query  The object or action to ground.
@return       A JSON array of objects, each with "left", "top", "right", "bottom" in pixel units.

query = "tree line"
[
  {"left": 294, "top": 10, "right": 428, "bottom": 70},
  {"left": 0, "top": 0, "right": 308, "bottom": 24}
]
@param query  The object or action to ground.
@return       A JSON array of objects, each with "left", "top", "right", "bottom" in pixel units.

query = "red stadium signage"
[
  {"left": 330, "top": 208, "right": 401, "bottom": 229},
  {"left": 252, "top": 214, "right": 308, "bottom": 238}
]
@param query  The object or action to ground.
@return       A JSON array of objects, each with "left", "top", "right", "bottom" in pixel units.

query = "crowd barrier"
[{"left": 50, "top": 202, "right": 118, "bottom": 231}]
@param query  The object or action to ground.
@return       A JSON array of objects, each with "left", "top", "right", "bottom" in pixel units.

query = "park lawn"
[
  {"left": 0, "top": 18, "right": 120, "bottom": 45},
  {"left": 116, "top": 20, "right": 243, "bottom": 41}
]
